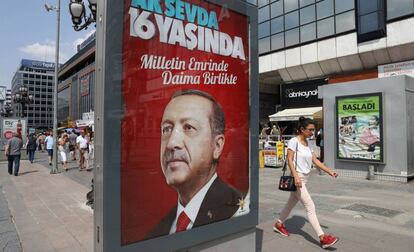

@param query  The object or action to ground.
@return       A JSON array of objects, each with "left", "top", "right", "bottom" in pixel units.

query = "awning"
[{"left": 269, "top": 107, "right": 322, "bottom": 122}]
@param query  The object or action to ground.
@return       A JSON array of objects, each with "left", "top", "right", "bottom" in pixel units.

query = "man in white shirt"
[
  {"left": 44, "top": 131, "right": 54, "bottom": 166},
  {"left": 147, "top": 90, "right": 244, "bottom": 239},
  {"left": 76, "top": 130, "right": 89, "bottom": 171}
]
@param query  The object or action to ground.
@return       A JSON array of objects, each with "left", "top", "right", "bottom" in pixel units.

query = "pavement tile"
[
  {"left": 44, "top": 229, "right": 81, "bottom": 250},
  {"left": 28, "top": 203, "right": 53, "bottom": 217},
  {"left": 35, "top": 214, "right": 64, "bottom": 229},
  {"left": 0, "top": 156, "right": 93, "bottom": 252},
  {"left": 19, "top": 231, "right": 55, "bottom": 252},
  {"left": 45, "top": 203, "right": 76, "bottom": 218},
  {"left": 0, "top": 231, "right": 22, "bottom": 252},
  {"left": 60, "top": 214, "right": 85, "bottom": 225}
]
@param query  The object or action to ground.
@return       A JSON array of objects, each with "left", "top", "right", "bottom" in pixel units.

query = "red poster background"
[{"left": 121, "top": 0, "right": 250, "bottom": 244}]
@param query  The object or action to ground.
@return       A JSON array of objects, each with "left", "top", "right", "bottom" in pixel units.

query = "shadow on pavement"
[
  {"left": 284, "top": 215, "right": 336, "bottom": 250},
  {"left": 18, "top": 170, "right": 39, "bottom": 176}
]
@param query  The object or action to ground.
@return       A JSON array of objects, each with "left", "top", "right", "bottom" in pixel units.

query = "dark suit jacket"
[{"left": 146, "top": 177, "right": 243, "bottom": 239}]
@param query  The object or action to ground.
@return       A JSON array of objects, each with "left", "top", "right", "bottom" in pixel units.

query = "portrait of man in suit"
[{"left": 147, "top": 89, "right": 244, "bottom": 239}]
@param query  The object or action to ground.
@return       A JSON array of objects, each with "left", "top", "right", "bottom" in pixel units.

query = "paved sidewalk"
[
  {"left": 0, "top": 184, "right": 21, "bottom": 251},
  {"left": 258, "top": 168, "right": 414, "bottom": 252},
  {"left": 0, "top": 160, "right": 93, "bottom": 252}
]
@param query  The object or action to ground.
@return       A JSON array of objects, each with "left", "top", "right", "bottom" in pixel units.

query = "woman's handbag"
[{"left": 278, "top": 142, "right": 298, "bottom": 192}]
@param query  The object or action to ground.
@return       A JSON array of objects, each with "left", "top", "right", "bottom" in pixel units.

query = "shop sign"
[
  {"left": 281, "top": 79, "right": 326, "bottom": 109},
  {"left": 378, "top": 60, "right": 414, "bottom": 78},
  {"left": 21, "top": 59, "right": 55, "bottom": 70},
  {"left": 336, "top": 93, "right": 383, "bottom": 163}
]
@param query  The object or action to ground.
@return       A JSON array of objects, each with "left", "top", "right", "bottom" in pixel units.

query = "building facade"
[
  {"left": 259, "top": 0, "right": 414, "bottom": 181},
  {"left": 259, "top": 0, "right": 414, "bottom": 110},
  {"left": 58, "top": 33, "right": 95, "bottom": 127},
  {"left": 11, "top": 59, "right": 55, "bottom": 129}
]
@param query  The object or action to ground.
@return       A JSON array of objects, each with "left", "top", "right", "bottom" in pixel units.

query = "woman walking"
[
  {"left": 58, "top": 133, "right": 68, "bottom": 172},
  {"left": 26, "top": 134, "right": 37, "bottom": 163},
  {"left": 273, "top": 116, "right": 339, "bottom": 249}
]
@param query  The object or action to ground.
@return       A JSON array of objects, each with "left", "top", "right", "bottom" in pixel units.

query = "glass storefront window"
[
  {"left": 336, "top": 10, "right": 355, "bottom": 33},
  {"left": 258, "top": 0, "right": 356, "bottom": 54},
  {"left": 271, "top": 32, "right": 285, "bottom": 50},
  {"left": 57, "top": 87, "right": 70, "bottom": 123},
  {"left": 359, "top": 12, "right": 379, "bottom": 33},
  {"left": 317, "top": 17, "right": 334, "bottom": 38},
  {"left": 335, "top": 0, "right": 354, "bottom": 13},
  {"left": 300, "top": 5, "right": 316, "bottom": 25},
  {"left": 300, "top": 0, "right": 315, "bottom": 7},
  {"left": 271, "top": 16, "right": 284, "bottom": 34},
  {"left": 358, "top": 0, "right": 379, "bottom": 15},
  {"left": 387, "top": 0, "right": 414, "bottom": 20},
  {"left": 271, "top": 0, "right": 284, "bottom": 18},
  {"left": 259, "top": 37, "right": 271, "bottom": 54},
  {"left": 285, "top": 28, "right": 299, "bottom": 46},
  {"left": 301, "top": 22, "right": 316, "bottom": 42},
  {"left": 259, "top": 6, "right": 270, "bottom": 23},
  {"left": 258, "top": 0, "right": 269, "bottom": 7},
  {"left": 285, "top": 0, "right": 299, "bottom": 12},
  {"left": 317, "top": 0, "right": 334, "bottom": 19},
  {"left": 285, "top": 10, "right": 299, "bottom": 29},
  {"left": 259, "top": 21, "right": 271, "bottom": 38}
]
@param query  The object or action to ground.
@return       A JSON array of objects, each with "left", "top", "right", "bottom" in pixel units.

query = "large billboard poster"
[
  {"left": 121, "top": 0, "right": 250, "bottom": 245},
  {"left": 2, "top": 118, "right": 27, "bottom": 148},
  {"left": 336, "top": 93, "right": 383, "bottom": 162}
]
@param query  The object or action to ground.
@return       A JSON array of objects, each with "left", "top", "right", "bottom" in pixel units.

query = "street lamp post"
[
  {"left": 11, "top": 85, "right": 34, "bottom": 118},
  {"left": 45, "top": 0, "right": 60, "bottom": 174}
]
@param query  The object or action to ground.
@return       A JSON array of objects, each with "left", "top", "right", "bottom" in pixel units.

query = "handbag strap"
[
  {"left": 282, "top": 138, "right": 299, "bottom": 176},
  {"left": 295, "top": 141, "right": 298, "bottom": 171}
]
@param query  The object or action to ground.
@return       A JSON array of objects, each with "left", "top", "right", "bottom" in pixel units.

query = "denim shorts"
[{"left": 47, "top": 149, "right": 53, "bottom": 156}]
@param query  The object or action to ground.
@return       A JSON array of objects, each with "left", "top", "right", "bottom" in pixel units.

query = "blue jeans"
[
  {"left": 28, "top": 150, "right": 36, "bottom": 163},
  {"left": 8, "top": 155, "right": 21, "bottom": 175}
]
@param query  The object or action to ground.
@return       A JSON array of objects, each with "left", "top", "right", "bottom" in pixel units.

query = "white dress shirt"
[
  {"left": 76, "top": 135, "right": 88, "bottom": 149},
  {"left": 169, "top": 173, "right": 218, "bottom": 234}
]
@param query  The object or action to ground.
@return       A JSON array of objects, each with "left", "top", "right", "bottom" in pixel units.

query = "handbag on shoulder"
[{"left": 278, "top": 142, "right": 298, "bottom": 192}]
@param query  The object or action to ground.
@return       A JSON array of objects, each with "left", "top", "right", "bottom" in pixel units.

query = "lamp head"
[{"left": 69, "top": 0, "right": 85, "bottom": 26}]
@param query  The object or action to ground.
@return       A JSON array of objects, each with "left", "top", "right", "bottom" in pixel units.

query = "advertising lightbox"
[
  {"left": 94, "top": 0, "right": 258, "bottom": 251},
  {"left": 336, "top": 93, "right": 384, "bottom": 163},
  {"left": 122, "top": 0, "right": 250, "bottom": 244}
]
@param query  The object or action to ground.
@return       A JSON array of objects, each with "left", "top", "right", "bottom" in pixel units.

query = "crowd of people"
[{"left": 5, "top": 128, "right": 94, "bottom": 176}]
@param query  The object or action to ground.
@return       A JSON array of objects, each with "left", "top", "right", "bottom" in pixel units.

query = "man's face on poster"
[{"left": 160, "top": 95, "right": 224, "bottom": 189}]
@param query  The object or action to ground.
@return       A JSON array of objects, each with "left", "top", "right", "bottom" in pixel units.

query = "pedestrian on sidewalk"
[
  {"left": 58, "top": 133, "right": 68, "bottom": 171},
  {"left": 6, "top": 133, "right": 23, "bottom": 176},
  {"left": 45, "top": 131, "right": 54, "bottom": 166},
  {"left": 77, "top": 129, "right": 89, "bottom": 171},
  {"left": 68, "top": 130, "right": 78, "bottom": 161},
  {"left": 37, "top": 133, "right": 45, "bottom": 152},
  {"left": 25, "top": 133, "right": 37, "bottom": 163},
  {"left": 273, "top": 116, "right": 339, "bottom": 249}
]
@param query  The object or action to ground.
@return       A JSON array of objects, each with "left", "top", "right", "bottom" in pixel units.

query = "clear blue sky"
[{"left": 0, "top": 0, "right": 95, "bottom": 88}]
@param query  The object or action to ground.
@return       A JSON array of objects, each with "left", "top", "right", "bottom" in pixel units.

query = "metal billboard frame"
[{"left": 94, "top": 0, "right": 259, "bottom": 251}]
